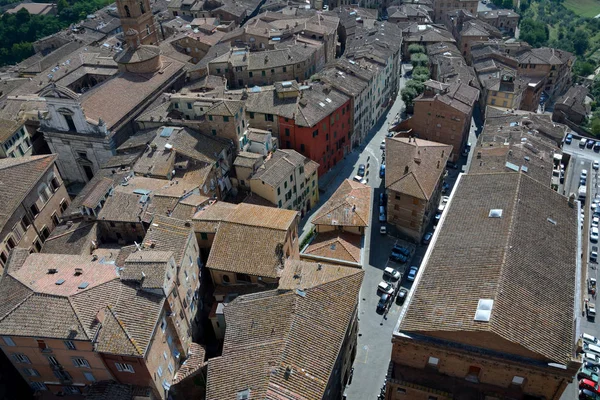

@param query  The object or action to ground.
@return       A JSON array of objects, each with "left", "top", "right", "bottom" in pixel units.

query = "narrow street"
[{"left": 297, "top": 64, "right": 482, "bottom": 400}]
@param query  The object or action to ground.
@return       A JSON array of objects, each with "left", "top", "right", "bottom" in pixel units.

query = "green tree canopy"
[
  {"left": 408, "top": 44, "right": 425, "bottom": 54},
  {"left": 410, "top": 53, "right": 429, "bottom": 68},
  {"left": 519, "top": 19, "right": 549, "bottom": 47}
]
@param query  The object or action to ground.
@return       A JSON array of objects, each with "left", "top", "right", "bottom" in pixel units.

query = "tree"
[
  {"left": 412, "top": 65, "right": 430, "bottom": 82},
  {"left": 57, "top": 0, "right": 68, "bottom": 13},
  {"left": 492, "top": 0, "right": 503, "bottom": 6},
  {"left": 401, "top": 86, "right": 418, "bottom": 107},
  {"left": 408, "top": 44, "right": 425, "bottom": 54},
  {"left": 502, "top": 0, "right": 513, "bottom": 9},
  {"left": 519, "top": 19, "right": 549, "bottom": 47},
  {"left": 592, "top": 118, "right": 600, "bottom": 136},
  {"left": 410, "top": 53, "right": 428, "bottom": 68},
  {"left": 406, "top": 79, "right": 425, "bottom": 93},
  {"left": 573, "top": 60, "right": 595, "bottom": 77},
  {"left": 573, "top": 34, "right": 589, "bottom": 56}
]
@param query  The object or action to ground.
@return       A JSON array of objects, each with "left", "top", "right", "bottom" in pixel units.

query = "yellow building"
[{"left": 249, "top": 149, "right": 319, "bottom": 216}]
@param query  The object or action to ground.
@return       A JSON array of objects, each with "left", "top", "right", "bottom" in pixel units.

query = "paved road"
[
  {"left": 296, "top": 63, "right": 484, "bottom": 399},
  {"left": 561, "top": 139, "right": 598, "bottom": 400}
]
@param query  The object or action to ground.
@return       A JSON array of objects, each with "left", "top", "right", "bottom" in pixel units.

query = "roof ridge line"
[
  {"left": 67, "top": 297, "right": 92, "bottom": 340},
  {"left": 106, "top": 304, "right": 145, "bottom": 356},
  {"left": 0, "top": 287, "right": 33, "bottom": 323}
]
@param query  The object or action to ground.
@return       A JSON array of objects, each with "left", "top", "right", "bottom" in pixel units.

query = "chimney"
[
  {"left": 404, "top": 166, "right": 409, "bottom": 174},
  {"left": 437, "top": 160, "right": 440, "bottom": 168},
  {"left": 96, "top": 308, "right": 106, "bottom": 324},
  {"left": 74, "top": 268, "right": 83, "bottom": 276},
  {"left": 441, "top": 150, "right": 444, "bottom": 158}
]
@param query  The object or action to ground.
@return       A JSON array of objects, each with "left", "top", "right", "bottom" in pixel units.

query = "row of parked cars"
[
  {"left": 376, "top": 244, "right": 421, "bottom": 313},
  {"left": 579, "top": 333, "right": 600, "bottom": 399}
]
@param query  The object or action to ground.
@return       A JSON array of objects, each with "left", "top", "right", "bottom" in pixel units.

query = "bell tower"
[{"left": 116, "top": 0, "right": 158, "bottom": 45}]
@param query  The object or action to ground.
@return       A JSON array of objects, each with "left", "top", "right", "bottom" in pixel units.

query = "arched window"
[
  {"left": 146, "top": 24, "right": 150, "bottom": 35},
  {"left": 124, "top": 5, "right": 131, "bottom": 17},
  {"left": 139, "top": 1, "right": 145, "bottom": 13}
]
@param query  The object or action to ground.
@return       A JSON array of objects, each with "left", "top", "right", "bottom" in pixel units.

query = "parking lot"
[{"left": 561, "top": 136, "right": 600, "bottom": 400}]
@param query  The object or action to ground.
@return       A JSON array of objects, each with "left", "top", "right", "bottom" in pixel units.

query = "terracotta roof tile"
[
  {"left": 399, "top": 173, "right": 577, "bottom": 365},
  {"left": 0, "top": 155, "right": 56, "bottom": 233},
  {"left": 302, "top": 231, "right": 362, "bottom": 264},
  {"left": 312, "top": 179, "right": 371, "bottom": 227},
  {"left": 206, "top": 262, "right": 363, "bottom": 399},
  {"left": 386, "top": 137, "right": 452, "bottom": 200}
]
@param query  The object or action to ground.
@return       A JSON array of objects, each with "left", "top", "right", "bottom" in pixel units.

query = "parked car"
[
  {"left": 422, "top": 231, "right": 433, "bottom": 245},
  {"left": 358, "top": 164, "right": 366, "bottom": 177},
  {"left": 593, "top": 217, "right": 600, "bottom": 228},
  {"left": 387, "top": 131, "right": 395, "bottom": 137},
  {"left": 565, "top": 134, "right": 573, "bottom": 144},
  {"left": 595, "top": 143, "right": 600, "bottom": 153},
  {"left": 462, "top": 143, "right": 471, "bottom": 157},
  {"left": 396, "top": 287, "right": 408, "bottom": 305},
  {"left": 584, "top": 333, "right": 600, "bottom": 345},
  {"left": 377, "top": 281, "right": 394, "bottom": 295},
  {"left": 380, "top": 225, "right": 387, "bottom": 235},
  {"left": 353, "top": 175, "right": 367, "bottom": 184},
  {"left": 592, "top": 227, "right": 599, "bottom": 243},
  {"left": 379, "top": 192, "right": 387, "bottom": 207},
  {"left": 591, "top": 247, "right": 598, "bottom": 263},
  {"left": 380, "top": 164, "right": 386, "bottom": 179},
  {"left": 583, "top": 170, "right": 589, "bottom": 179},
  {"left": 582, "top": 138, "right": 589, "bottom": 148},
  {"left": 380, "top": 140, "right": 386, "bottom": 150},
  {"left": 584, "top": 352, "right": 600, "bottom": 365},
  {"left": 595, "top": 161, "right": 600, "bottom": 171},
  {"left": 588, "top": 140, "right": 596, "bottom": 149},
  {"left": 586, "top": 362, "right": 600, "bottom": 373},
  {"left": 446, "top": 161, "right": 458, "bottom": 169},
  {"left": 580, "top": 388, "right": 600, "bottom": 400},
  {"left": 392, "top": 245, "right": 411, "bottom": 256},
  {"left": 390, "top": 251, "right": 408, "bottom": 263},
  {"left": 440, "top": 196, "right": 450, "bottom": 206},
  {"left": 384, "top": 267, "right": 401, "bottom": 281},
  {"left": 582, "top": 178, "right": 589, "bottom": 187},
  {"left": 580, "top": 366, "right": 600, "bottom": 383},
  {"left": 442, "top": 182, "right": 450, "bottom": 194},
  {"left": 407, "top": 266, "right": 419, "bottom": 282},
  {"left": 379, "top": 206, "right": 386, "bottom": 222},
  {"left": 580, "top": 379, "right": 600, "bottom": 395},
  {"left": 377, "top": 293, "right": 391, "bottom": 313}
]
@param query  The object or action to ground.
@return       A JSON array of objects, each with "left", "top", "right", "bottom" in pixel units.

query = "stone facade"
[
  {"left": 387, "top": 334, "right": 578, "bottom": 400},
  {"left": 0, "top": 157, "right": 69, "bottom": 270}
]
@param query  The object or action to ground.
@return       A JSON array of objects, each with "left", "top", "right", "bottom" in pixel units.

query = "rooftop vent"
[
  {"left": 474, "top": 298, "right": 494, "bottom": 322},
  {"left": 488, "top": 209, "right": 503, "bottom": 218},
  {"left": 78, "top": 282, "right": 89, "bottom": 290},
  {"left": 48, "top": 268, "right": 58, "bottom": 274},
  {"left": 547, "top": 217, "right": 557, "bottom": 225},
  {"left": 295, "top": 289, "right": 306, "bottom": 298},
  {"left": 55, "top": 279, "right": 65, "bottom": 285}
]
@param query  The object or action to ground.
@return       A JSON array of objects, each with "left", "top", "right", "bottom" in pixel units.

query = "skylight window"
[
  {"left": 474, "top": 299, "right": 494, "bottom": 322},
  {"left": 488, "top": 209, "right": 503, "bottom": 218}
]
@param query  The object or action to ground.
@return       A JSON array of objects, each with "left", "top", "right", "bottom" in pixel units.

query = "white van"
[
  {"left": 581, "top": 138, "right": 588, "bottom": 148},
  {"left": 384, "top": 267, "right": 401, "bottom": 281},
  {"left": 583, "top": 333, "right": 599, "bottom": 345},
  {"left": 585, "top": 343, "right": 600, "bottom": 357}
]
